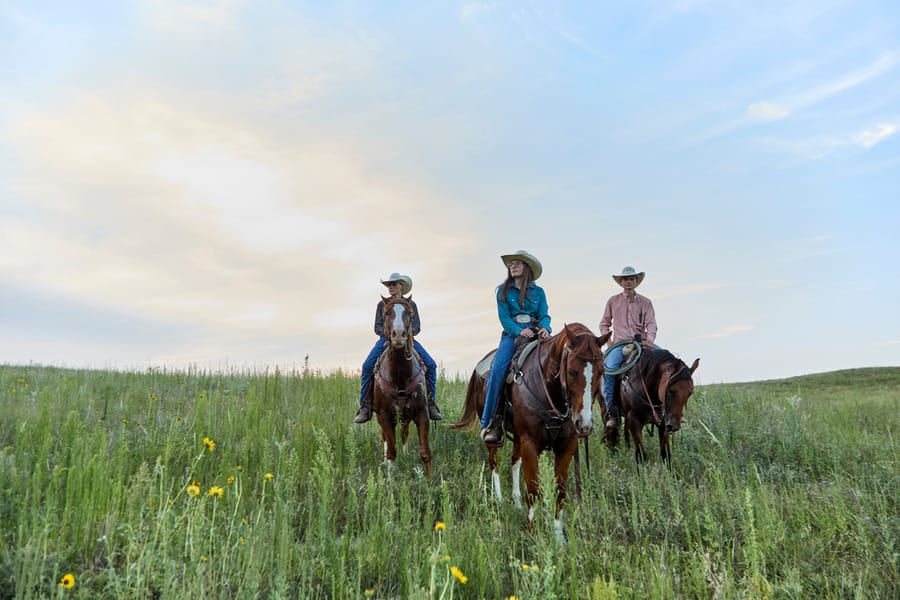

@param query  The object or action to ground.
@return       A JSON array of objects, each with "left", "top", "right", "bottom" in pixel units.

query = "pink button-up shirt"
[{"left": 599, "top": 291, "right": 658, "bottom": 344}]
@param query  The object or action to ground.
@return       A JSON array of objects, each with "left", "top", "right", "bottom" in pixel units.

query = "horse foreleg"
[
  {"left": 552, "top": 441, "right": 578, "bottom": 543},
  {"left": 659, "top": 430, "right": 671, "bottom": 467},
  {"left": 520, "top": 442, "right": 541, "bottom": 530},
  {"left": 510, "top": 442, "right": 523, "bottom": 509},
  {"left": 488, "top": 447, "right": 503, "bottom": 502},
  {"left": 378, "top": 414, "right": 398, "bottom": 468},
  {"left": 416, "top": 415, "right": 432, "bottom": 477},
  {"left": 627, "top": 418, "right": 646, "bottom": 464}
]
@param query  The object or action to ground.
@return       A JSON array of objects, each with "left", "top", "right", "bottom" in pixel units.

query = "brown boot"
[
  {"left": 480, "top": 417, "right": 504, "bottom": 447},
  {"left": 353, "top": 404, "right": 372, "bottom": 424},
  {"left": 427, "top": 398, "right": 443, "bottom": 421},
  {"left": 605, "top": 404, "right": 620, "bottom": 429}
]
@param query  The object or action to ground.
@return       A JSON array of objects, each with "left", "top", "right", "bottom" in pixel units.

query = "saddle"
[{"left": 477, "top": 338, "right": 541, "bottom": 446}]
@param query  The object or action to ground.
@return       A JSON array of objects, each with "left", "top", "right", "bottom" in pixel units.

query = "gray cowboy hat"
[
  {"left": 380, "top": 272, "right": 413, "bottom": 295},
  {"left": 501, "top": 250, "right": 543, "bottom": 280},
  {"left": 612, "top": 266, "right": 645, "bottom": 287}
]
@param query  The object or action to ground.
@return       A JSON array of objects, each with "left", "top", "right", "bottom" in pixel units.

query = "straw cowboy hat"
[
  {"left": 501, "top": 250, "right": 543, "bottom": 280},
  {"left": 381, "top": 272, "right": 413, "bottom": 295},
  {"left": 612, "top": 266, "right": 645, "bottom": 287}
]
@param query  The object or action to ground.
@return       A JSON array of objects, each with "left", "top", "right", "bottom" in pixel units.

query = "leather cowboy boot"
[
  {"left": 427, "top": 397, "right": 443, "bottom": 420},
  {"left": 354, "top": 389, "right": 373, "bottom": 424},
  {"left": 480, "top": 415, "right": 504, "bottom": 447},
  {"left": 605, "top": 403, "right": 619, "bottom": 429}
]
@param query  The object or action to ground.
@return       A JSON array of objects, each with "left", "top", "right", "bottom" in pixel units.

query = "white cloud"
[
  {"left": 747, "top": 101, "right": 790, "bottom": 122},
  {"left": 855, "top": 123, "right": 898, "bottom": 148}
]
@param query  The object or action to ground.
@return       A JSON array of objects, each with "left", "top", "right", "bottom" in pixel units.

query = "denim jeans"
[
  {"left": 602, "top": 342, "right": 659, "bottom": 410},
  {"left": 481, "top": 334, "right": 517, "bottom": 429}
]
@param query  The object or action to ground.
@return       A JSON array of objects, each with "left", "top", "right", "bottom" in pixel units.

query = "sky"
[{"left": 2, "top": 0, "right": 899, "bottom": 385}]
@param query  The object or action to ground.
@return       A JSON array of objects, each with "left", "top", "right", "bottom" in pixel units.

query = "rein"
[{"left": 514, "top": 339, "right": 569, "bottom": 436}]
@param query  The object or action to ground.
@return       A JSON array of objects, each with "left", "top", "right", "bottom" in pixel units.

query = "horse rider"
[
  {"left": 480, "top": 250, "right": 552, "bottom": 446},
  {"left": 599, "top": 265, "right": 659, "bottom": 429},
  {"left": 353, "top": 272, "right": 443, "bottom": 424}
]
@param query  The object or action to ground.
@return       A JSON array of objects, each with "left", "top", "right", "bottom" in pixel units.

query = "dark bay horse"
[
  {"left": 451, "top": 323, "right": 609, "bottom": 538},
  {"left": 602, "top": 346, "right": 699, "bottom": 465},
  {"left": 372, "top": 296, "right": 432, "bottom": 476}
]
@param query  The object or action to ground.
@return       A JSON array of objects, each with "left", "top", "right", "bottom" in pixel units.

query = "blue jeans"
[
  {"left": 359, "top": 338, "right": 437, "bottom": 405},
  {"left": 481, "top": 334, "right": 517, "bottom": 429},
  {"left": 602, "top": 343, "right": 659, "bottom": 410}
]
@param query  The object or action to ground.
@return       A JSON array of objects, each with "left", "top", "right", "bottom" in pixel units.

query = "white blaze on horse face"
[
  {"left": 578, "top": 362, "right": 594, "bottom": 431},
  {"left": 389, "top": 303, "right": 406, "bottom": 348}
]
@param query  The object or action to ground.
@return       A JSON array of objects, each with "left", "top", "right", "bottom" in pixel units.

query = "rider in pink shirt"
[{"left": 599, "top": 266, "right": 658, "bottom": 428}]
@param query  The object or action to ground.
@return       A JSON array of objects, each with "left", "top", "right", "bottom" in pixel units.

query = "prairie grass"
[{"left": 0, "top": 365, "right": 896, "bottom": 598}]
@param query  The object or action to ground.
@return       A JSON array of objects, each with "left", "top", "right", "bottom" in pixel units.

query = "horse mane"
[{"left": 639, "top": 348, "right": 691, "bottom": 384}]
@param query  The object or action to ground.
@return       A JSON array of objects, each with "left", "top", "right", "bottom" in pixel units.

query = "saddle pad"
[{"left": 474, "top": 350, "right": 496, "bottom": 379}]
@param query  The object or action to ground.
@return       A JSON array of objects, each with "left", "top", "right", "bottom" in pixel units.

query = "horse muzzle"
[{"left": 574, "top": 418, "right": 594, "bottom": 438}]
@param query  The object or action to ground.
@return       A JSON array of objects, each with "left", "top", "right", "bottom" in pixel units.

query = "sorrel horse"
[
  {"left": 602, "top": 345, "right": 699, "bottom": 465},
  {"left": 372, "top": 296, "right": 432, "bottom": 476},
  {"left": 451, "top": 323, "right": 609, "bottom": 537}
]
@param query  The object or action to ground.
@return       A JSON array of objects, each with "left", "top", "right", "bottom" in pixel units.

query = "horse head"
[
  {"left": 658, "top": 357, "right": 700, "bottom": 432},
  {"left": 382, "top": 296, "right": 415, "bottom": 352},
  {"left": 559, "top": 324, "right": 611, "bottom": 437}
]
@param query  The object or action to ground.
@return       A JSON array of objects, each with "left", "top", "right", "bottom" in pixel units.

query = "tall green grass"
[{"left": 0, "top": 365, "right": 896, "bottom": 598}]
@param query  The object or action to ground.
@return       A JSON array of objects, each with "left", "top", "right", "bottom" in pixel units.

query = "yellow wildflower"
[
  {"left": 433, "top": 521, "right": 446, "bottom": 531},
  {"left": 364, "top": 589, "right": 376, "bottom": 597},
  {"left": 202, "top": 437, "right": 216, "bottom": 452},
  {"left": 60, "top": 573, "right": 76, "bottom": 589},
  {"left": 264, "top": 472, "right": 274, "bottom": 481},
  {"left": 187, "top": 482, "right": 201, "bottom": 497},
  {"left": 450, "top": 566, "right": 468, "bottom": 584},
  {"left": 200, "top": 555, "right": 208, "bottom": 562},
  {"left": 227, "top": 476, "right": 235, "bottom": 484},
  {"left": 208, "top": 485, "right": 224, "bottom": 498}
]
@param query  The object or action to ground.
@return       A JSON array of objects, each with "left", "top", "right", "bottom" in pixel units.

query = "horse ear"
[
  {"left": 564, "top": 323, "right": 578, "bottom": 344},
  {"left": 598, "top": 332, "right": 612, "bottom": 347},
  {"left": 689, "top": 358, "right": 700, "bottom": 373},
  {"left": 381, "top": 295, "right": 390, "bottom": 302}
]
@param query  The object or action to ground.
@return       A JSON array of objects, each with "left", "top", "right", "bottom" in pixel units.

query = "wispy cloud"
[{"left": 855, "top": 123, "right": 898, "bottom": 148}]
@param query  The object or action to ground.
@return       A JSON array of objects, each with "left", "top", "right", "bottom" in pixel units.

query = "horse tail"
[{"left": 448, "top": 369, "right": 485, "bottom": 430}]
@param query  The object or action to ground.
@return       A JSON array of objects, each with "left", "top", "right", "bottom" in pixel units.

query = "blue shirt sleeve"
[
  {"left": 495, "top": 286, "right": 520, "bottom": 337},
  {"left": 409, "top": 299, "right": 422, "bottom": 336},
  {"left": 374, "top": 300, "right": 385, "bottom": 337}
]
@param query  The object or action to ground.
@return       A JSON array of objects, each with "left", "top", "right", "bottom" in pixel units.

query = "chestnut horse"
[
  {"left": 372, "top": 296, "right": 432, "bottom": 476},
  {"left": 602, "top": 345, "right": 699, "bottom": 465},
  {"left": 451, "top": 323, "right": 609, "bottom": 538}
]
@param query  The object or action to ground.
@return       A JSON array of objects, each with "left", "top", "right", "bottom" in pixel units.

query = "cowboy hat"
[
  {"left": 612, "top": 266, "right": 645, "bottom": 287},
  {"left": 380, "top": 272, "right": 413, "bottom": 295},
  {"left": 501, "top": 250, "right": 542, "bottom": 280}
]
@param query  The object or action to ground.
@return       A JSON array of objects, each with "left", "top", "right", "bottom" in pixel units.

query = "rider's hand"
[
  {"left": 537, "top": 328, "right": 550, "bottom": 340},
  {"left": 520, "top": 328, "right": 535, "bottom": 338}
]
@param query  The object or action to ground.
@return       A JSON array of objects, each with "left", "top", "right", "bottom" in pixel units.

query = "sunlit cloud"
[{"left": 855, "top": 123, "right": 898, "bottom": 148}]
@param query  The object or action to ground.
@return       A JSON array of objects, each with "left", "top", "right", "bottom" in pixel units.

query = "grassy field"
[{"left": 0, "top": 364, "right": 897, "bottom": 599}]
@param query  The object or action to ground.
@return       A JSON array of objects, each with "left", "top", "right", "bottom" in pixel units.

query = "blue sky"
[{"left": 2, "top": 0, "right": 898, "bottom": 383}]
